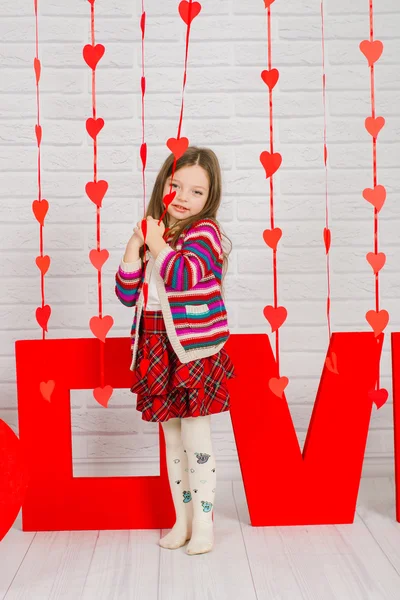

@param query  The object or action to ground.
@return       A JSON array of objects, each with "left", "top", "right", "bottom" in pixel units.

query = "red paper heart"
[
  {"left": 365, "top": 116, "right": 385, "bottom": 138},
  {"left": 365, "top": 309, "right": 389, "bottom": 337},
  {"left": 32, "top": 199, "right": 49, "bottom": 225},
  {"left": 140, "top": 12, "right": 146, "bottom": 36},
  {"left": 40, "top": 380, "right": 55, "bottom": 402},
  {"left": 140, "top": 142, "right": 147, "bottom": 169},
  {"left": 263, "top": 227, "right": 282, "bottom": 251},
  {"left": 368, "top": 388, "right": 388, "bottom": 409},
  {"left": 163, "top": 191, "right": 176, "bottom": 208},
  {"left": 261, "top": 68, "right": 279, "bottom": 90},
  {"left": 36, "top": 255, "right": 51, "bottom": 276},
  {"left": 359, "top": 40, "right": 383, "bottom": 67},
  {"left": 93, "top": 385, "right": 113, "bottom": 408},
  {"left": 178, "top": 1, "right": 202, "bottom": 25},
  {"left": 260, "top": 151, "right": 282, "bottom": 178},
  {"left": 89, "top": 249, "right": 109, "bottom": 270},
  {"left": 34, "top": 58, "right": 41, "bottom": 84},
  {"left": 323, "top": 227, "right": 331, "bottom": 254},
  {"left": 263, "top": 305, "right": 287, "bottom": 332},
  {"left": 83, "top": 44, "right": 105, "bottom": 70},
  {"left": 325, "top": 352, "right": 339, "bottom": 374},
  {"left": 269, "top": 376, "right": 289, "bottom": 398},
  {"left": 366, "top": 252, "right": 386, "bottom": 274},
  {"left": 139, "top": 358, "right": 150, "bottom": 377},
  {"left": 362, "top": 185, "right": 386, "bottom": 212},
  {"left": 89, "top": 315, "right": 114, "bottom": 343},
  {"left": 85, "top": 180, "right": 108, "bottom": 208},
  {"left": 35, "top": 125, "right": 42, "bottom": 146},
  {"left": 167, "top": 137, "right": 189, "bottom": 160},
  {"left": 86, "top": 118, "right": 104, "bottom": 139},
  {"left": 36, "top": 305, "right": 51, "bottom": 332},
  {"left": 264, "top": 0, "right": 276, "bottom": 6}
]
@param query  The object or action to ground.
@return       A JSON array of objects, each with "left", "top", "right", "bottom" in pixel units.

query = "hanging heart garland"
[{"left": 84, "top": 1, "right": 113, "bottom": 406}]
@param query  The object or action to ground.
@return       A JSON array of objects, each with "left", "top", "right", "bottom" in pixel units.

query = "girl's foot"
[
  {"left": 186, "top": 519, "right": 214, "bottom": 555},
  {"left": 159, "top": 520, "right": 192, "bottom": 550}
]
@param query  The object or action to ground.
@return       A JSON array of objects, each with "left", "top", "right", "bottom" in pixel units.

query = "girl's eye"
[{"left": 170, "top": 183, "right": 202, "bottom": 195}]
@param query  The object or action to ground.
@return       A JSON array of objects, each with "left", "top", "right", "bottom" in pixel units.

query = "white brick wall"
[{"left": 1, "top": 0, "right": 399, "bottom": 480}]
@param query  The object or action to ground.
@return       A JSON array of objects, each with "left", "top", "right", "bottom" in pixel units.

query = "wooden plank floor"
[{"left": 1, "top": 478, "right": 400, "bottom": 599}]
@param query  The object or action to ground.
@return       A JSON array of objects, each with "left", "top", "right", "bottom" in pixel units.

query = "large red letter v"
[{"left": 226, "top": 332, "right": 383, "bottom": 526}]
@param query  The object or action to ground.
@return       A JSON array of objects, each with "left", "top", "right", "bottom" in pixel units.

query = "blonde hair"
[{"left": 139, "top": 146, "right": 232, "bottom": 298}]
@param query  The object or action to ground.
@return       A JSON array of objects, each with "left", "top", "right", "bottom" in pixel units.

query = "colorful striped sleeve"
[
  {"left": 154, "top": 219, "right": 223, "bottom": 291},
  {"left": 115, "top": 258, "right": 143, "bottom": 307}
]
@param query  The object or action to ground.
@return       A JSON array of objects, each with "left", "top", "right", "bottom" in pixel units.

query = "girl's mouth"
[{"left": 173, "top": 205, "right": 189, "bottom": 213}]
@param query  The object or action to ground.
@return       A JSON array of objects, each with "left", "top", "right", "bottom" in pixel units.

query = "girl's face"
[{"left": 163, "top": 164, "right": 210, "bottom": 227}]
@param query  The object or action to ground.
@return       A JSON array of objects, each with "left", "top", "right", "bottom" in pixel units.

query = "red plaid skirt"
[{"left": 130, "top": 309, "right": 236, "bottom": 422}]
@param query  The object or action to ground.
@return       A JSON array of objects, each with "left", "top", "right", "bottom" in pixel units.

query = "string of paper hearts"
[
  {"left": 32, "top": 0, "right": 55, "bottom": 403},
  {"left": 32, "top": 0, "right": 51, "bottom": 340},
  {"left": 359, "top": 3, "right": 389, "bottom": 409},
  {"left": 320, "top": 0, "right": 338, "bottom": 376},
  {"left": 259, "top": 0, "right": 288, "bottom": 399},
  {"left": 138, "top": 0, "right": 202, "bottom": 380},
  {"left": 83, "top": 0, "right": 114, "bottom": 408}
]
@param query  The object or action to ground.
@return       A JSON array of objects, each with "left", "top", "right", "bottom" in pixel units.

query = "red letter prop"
[
  {"left": 227, "top": 331, "right": 383, "bottom": 525},
  {"left": 392, "top": 332, "right": 400, "bottom": 523},
  {"left": 0, "top": 420, "right": 30, "bottom": 541},
  {"left": 15, "top": 337, "right": 176, "bottom": 531}
]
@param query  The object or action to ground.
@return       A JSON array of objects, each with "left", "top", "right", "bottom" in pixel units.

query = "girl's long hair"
[{"left": 139, "top": 146, "right": 232, "bottom": 298}]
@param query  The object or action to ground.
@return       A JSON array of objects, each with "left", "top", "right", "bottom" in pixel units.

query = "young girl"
[{"left": 115, "top": 146, "right": 236, "bottom": 555}]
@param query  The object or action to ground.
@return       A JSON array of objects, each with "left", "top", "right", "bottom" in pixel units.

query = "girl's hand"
[
  {"left": 130, "top": 222, "right": 145, "bottom": 246},
  {"left": 143, "top": 215, "right": 165, "bottom": 242}
]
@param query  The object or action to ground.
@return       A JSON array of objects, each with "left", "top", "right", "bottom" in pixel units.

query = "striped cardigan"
[{"left": 115, "top": 218, "right": 231, "bottom": 370}]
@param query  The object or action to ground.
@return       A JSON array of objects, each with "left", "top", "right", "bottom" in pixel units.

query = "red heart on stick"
[
  {"left": 36, "top": 255, "right": 51, "bottom": 276},
  {"left": 261, "top": 68, "right": 279, "bottom": 90},
  {"left": 83, "top": 44, "right": 105, "bottom": 70},
  {"left": 85, "top": 180, "right": 108, "bottom": 207},
  {"left": 368, "top": 388, "right": 388, "bottom": 409},
  {"left": 260, "top": 151, "right": 282, "bottom": 178},
  {"left": 143, "top": 281, "right": 149, "bottom": 307},
  {"left": 93, "top": 385, "right": 113, "bottom": 408},
  {"left": 36, "top": 305, "right": 51, "bottom": 331},
  {"left": 163, "top": 191, "right": 176, "bottom": 208},
  {"left": 269, "top": 376, "right": 289, "bottom": 398},
  {"left": 167, "top": 137, "right": 189, "bottom": 160},
  {"left": 323, "top": 227, "right": 331, "bottom": 254},
  {"left": 365, "top": 309, "right": 389, "bottom": 337},
  {"left": 263, "top": 305, "right": 287, "bottom": 332},
  {"left": 264, "top": 0, "right": 276, "bottom": 6},
  {"left": 89, "top": 315, "right": 114, "bottom": 343},
  {"left": 35, "top": 125, "right": 42, "bottom": 146},
  {"left": 365, "top": 116, "right": 385, "bottom": 138},
  {"left": 34, "top": 58, "right": 41, "bottom": 84},
  {"left": 178, "top": 1, "right": 202, "bottom": 25},
  {"left": 366, "top": 252, "right": 386, "bottom": 274},
  {"left": 89, "top": 249, "right": 109, "bottom": 270},
  {"left": 362, "top": 185, "right": 386, "bottom": 212},
  {"left": 87, "top": 0, "right": 95, "bottom": 5},
  {"left": 86, "top": 118, "right": 104, "bottom": 139},
  {"left": 359, "top": 40, "right": 383, "bottom": 67},
  {"left": 263, "top": 228, "right": 282, "bottom": 251},
  {"left": 32, "top": 199, "right": 49, "bottom": 225},
  {"left": 40, "top": 380, "right": 55, "bottom": 402}
]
